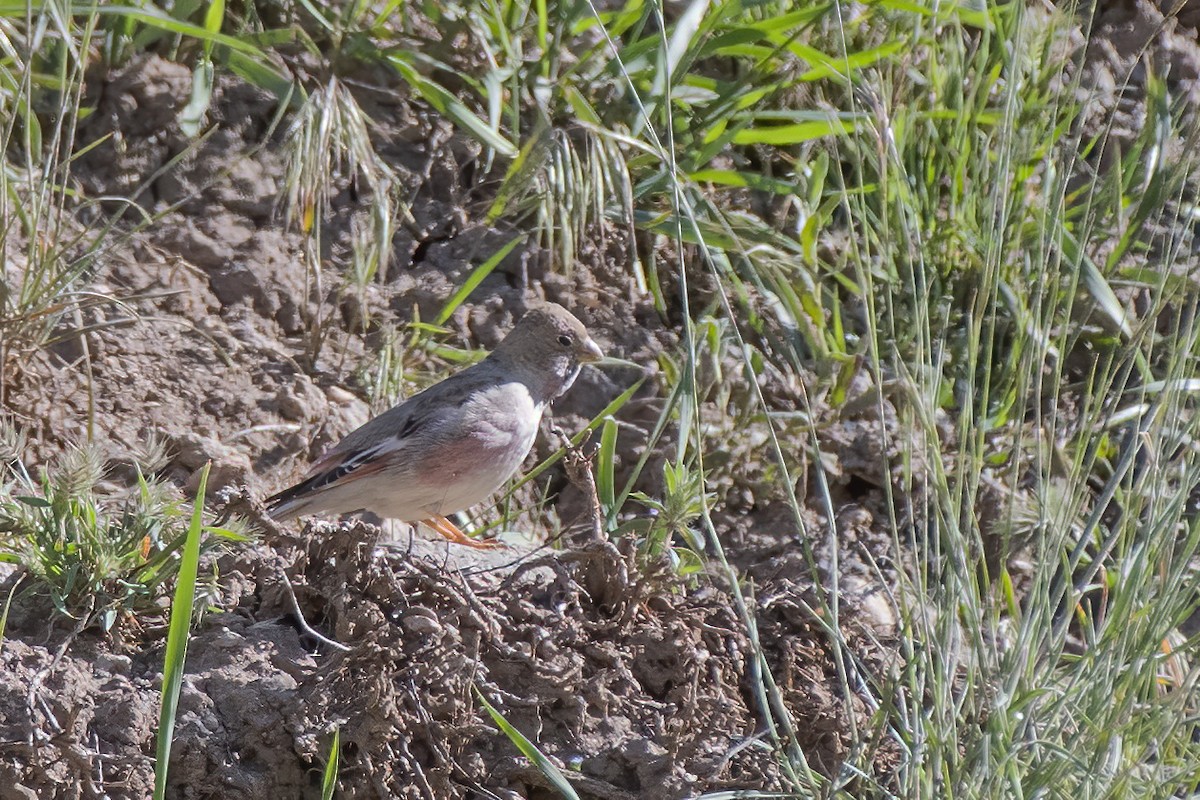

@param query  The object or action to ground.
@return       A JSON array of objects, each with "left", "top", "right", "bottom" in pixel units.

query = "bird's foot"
[{"left": 422, "top": 515, "right": 505, "bottom": 550}]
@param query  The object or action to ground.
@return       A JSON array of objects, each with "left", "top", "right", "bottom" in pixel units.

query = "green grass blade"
[
  {"left": 320, "top": 726, "right": 340, "bottom": 800},
  {"left": 688, "top": 168, "right": 803, "bottom": 196},
  {"left": 20, "top": 4, "right": 261, "bottom": 55},
  {"left": 0, "top": 574, "right": 24, "bottom": 656},
  {"left": 730, "top": 118, "right": 855, "bottom": 145},
  {"left": 152, "top": 462, "right": 209, "bottom": 800},
  {"left": 434, "top": 235, "right": 525, "bottom": 325},
  {"left": 476, "top": 687, "right": 581, "bottom": 800},
  {"left": 388, "top": 55, "right": 517, "bottom": 157},
  {"left": 595, "top": 416, "right": 619, "bottom": 516},
  {"left": 201, "top": 0, "right": 225, "bottom": 58}
]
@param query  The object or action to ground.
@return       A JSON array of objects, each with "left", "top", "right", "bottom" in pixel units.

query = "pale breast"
[{"left": 407, "top": 381, "right": 543, "bottom": 518}]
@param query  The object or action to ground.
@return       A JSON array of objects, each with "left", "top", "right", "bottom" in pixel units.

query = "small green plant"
[
  {"left": 628, "top": 461, "right": 712, "bottom": 575},
  {"left": 0, "top": 438, "right": 246, "bottom": 632}
]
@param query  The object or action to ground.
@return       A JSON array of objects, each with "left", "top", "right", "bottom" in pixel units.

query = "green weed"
[{"left": 0, "top": 438, "right": 246, "bottom": 633}]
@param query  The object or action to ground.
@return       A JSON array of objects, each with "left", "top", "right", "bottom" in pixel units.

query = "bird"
[{"left": 266, "top": 302, "right": 604, "bottom": 548}]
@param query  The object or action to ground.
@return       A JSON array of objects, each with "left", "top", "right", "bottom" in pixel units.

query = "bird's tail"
[{"left": 264, "top": 485, "right": 312, "bottom": 521}]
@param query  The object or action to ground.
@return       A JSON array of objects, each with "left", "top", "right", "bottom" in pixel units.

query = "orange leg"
[{"left": 421, "top": 515, "right": 504, "bottom": 550}]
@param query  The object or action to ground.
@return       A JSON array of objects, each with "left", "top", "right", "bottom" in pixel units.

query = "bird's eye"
[{"left": 557, "top": 334, "right": 573, "bottom": 347}]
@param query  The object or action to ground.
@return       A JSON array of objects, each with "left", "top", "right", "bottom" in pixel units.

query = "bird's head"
[{"left": 492, "top": 302, "right": 604, "bottom": 401}]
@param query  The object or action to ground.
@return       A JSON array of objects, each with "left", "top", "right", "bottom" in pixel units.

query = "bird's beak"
[{"left": 578, "top": 337, "right": 604, "bottom": 364}]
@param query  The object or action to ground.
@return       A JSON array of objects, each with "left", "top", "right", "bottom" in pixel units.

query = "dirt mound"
[
  {"left": 0, "top": 512, "right": 869, "bottom": 798},
  {"left": 292, "top": 524, "right": 781, "bottom": 798}
]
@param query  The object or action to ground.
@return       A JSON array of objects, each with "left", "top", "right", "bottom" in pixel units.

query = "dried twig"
[
  {"left": 277, "top": 563, "right": 351, "bottom": 653},
  {"left": 550, "top": 425, "right": 605, "bottom": 544},
  {"left": 26, "top": 595, "right": 92, "bottom": 744}
]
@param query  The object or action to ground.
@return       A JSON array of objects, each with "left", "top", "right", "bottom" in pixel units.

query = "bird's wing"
[{"left": 267, "top": 363, "right": 497, "bottom": 510}]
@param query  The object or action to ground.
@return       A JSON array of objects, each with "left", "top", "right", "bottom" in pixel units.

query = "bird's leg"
[{"left": 421, "top": 515, "right": 504, "bottom": 550}]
